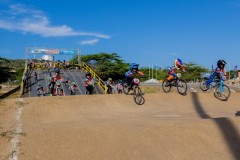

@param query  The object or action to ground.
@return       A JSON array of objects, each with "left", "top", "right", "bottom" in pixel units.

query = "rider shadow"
[
  {"left": 29, "top": 78, "right": 45, "bottom": 87},
  {"left": 180, "top": 92, "right": 187, "bottom": 96},
  {"left": 191, "top": 93, "right": 240, "bottom": 159}
]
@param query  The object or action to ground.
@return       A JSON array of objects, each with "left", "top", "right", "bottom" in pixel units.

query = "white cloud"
[
  {"left": 0, "top": 4, "right": 111, "bottom": 38},
  {"left": 79, "top": 39, "right": 99, "bottom": 45}
]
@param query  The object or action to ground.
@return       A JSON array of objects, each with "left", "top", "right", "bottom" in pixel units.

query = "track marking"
[
  {"left": 44, "top": 71, "right": 49, "bottom": 94},
  {"left": 10, "top": 98, "right": 24, "bottom": 160},
  {"left": 153, "top": 114, "right": 181, "bottom": 118},
  {"left": 73, "top": 70, "right": 88, "bottom": 94},
  {"left": 61, "top": 70, "right": 71, "bottom": 96}
]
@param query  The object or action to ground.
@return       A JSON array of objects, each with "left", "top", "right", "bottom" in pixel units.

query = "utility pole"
[{"left": 228, "top": 62, "right": 231, "bottom": 80}]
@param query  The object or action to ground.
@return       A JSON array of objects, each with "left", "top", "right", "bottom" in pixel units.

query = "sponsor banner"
[{"left": 30, "top": 49, "right": 77, "bottom": 55}]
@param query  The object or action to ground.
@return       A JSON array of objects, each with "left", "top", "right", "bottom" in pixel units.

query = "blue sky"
[{"left": 0, "top": 0, "right": 240, "bottom": 70}]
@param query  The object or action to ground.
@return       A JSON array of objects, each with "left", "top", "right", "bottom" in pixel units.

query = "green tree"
[
  {"left": 140, "top": 63, "right": 209, "bottom": 82},
  {"left": 182, "top": 62, "right": 209, "bottom": 82},
  {"left": 71, "top": 53, "right": 129, "bottom": 80},
  {"left": 0, "top": 57, "right": 12, "bottom": 83},
  {"left": 0, "top": 57, "right": 25, "bottom": 84}
]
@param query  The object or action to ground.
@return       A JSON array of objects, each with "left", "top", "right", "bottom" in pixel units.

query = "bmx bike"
[
  {"left": 200, "top": 72, "right": 230, "bottom": 101},
  {"left": 123, "top": 77, "right": 145, "bottom": 105},
  {"left": 162, "top": 73, "right": 187, "bottom": 95}
]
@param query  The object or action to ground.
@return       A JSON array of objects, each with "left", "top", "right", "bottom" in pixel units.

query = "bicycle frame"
[{"left": 208, "top": 72, "right": 226, "bottom": 92}]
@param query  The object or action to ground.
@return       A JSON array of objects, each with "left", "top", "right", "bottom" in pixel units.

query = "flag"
[{"left": 234, "top": 65, "right": 238, "bottom": 70}]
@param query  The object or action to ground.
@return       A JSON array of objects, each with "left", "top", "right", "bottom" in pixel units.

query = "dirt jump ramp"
[{"left": 9, "top": 93, "right": 240, "bottom": 159}]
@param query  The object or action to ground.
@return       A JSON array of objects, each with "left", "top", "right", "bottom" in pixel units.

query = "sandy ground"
[
  {"left": 1, "top": 93, "right": 240, "bottom": 160},
  {"left": 0, "top": 98, "right": 21, "bottom": 160}
]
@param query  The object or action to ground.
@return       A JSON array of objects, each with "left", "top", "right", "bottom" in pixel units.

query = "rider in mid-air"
[
  {"left": 205, "top": 60, "right": 227, "bottom": 87},
  {"left": 125, "top": 63, "right": 144, "bottom": 89},
  {"left": 167, "top": 58, "right": 186, "bottom": 82}
]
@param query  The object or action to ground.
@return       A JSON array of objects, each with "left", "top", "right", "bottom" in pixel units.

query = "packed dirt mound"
[
  {"left": 0, "top": 98, "right": 21, "bottom": 159},
  {"left": 2, "top": 93, "right": 240, "bottom": 160}
]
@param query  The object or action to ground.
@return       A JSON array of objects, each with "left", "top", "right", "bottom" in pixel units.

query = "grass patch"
[
  {"left": 141, "top": 86, "right": 161, "bottom": 94},
  {"left": 0, "top": 129, "right": 26, "bottom": 139},
  {"left": 15, "top": 100, "right": 24, "bottom": 107}
]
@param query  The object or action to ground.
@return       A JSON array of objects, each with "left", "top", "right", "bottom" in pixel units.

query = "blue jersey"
[{"left": 125, "top": 70, "right": 136, "bottom": 77}]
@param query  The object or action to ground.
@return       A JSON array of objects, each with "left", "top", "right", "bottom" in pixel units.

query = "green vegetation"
[
  {"left": 0, "top": 57, "right": 25, "bottom": 84},
  {"left": 71, "top": 53, "right": 129, "bottom": 80},
  {"left": 70, "top": 53, "right": 211, "bottom": 82},
  {"left": 134, "top": 62, "right": 209, "bottom": 82}
]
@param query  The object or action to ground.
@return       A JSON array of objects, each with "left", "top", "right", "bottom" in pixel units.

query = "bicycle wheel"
[
  {"left": 214, "top": 84, "right": 231, "bottom": 101},
  {"left": 133, "top": 86, "right": 145, "bottom": 105},
  {"left": 162, "top": 79, "right": 171, "bottom": 93},
  {"left": 176, "top": 79, "right": 187, "bottom": 95},
  {"left": 200, "top": 77, "right": 209, "bottom": 91}
]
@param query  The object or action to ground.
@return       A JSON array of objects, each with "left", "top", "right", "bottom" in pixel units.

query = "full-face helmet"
[
  {"left": 174, "top": 58, "right": 183, "bottom": 70},
  {"left": 217, "top": 60, "right": 227, "bottom": 69},
  {"left": 130, "top": 63, "right": 139, "bottom": 72}
]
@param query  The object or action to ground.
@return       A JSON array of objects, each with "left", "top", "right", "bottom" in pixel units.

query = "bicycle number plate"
[
  {"left": 133, "top": 78, "right": 140, "bottom": 84},
  {"left": 177, "top": 73, "right": 181, "bottom": 78},
  {"left": 222, "top": 76, "right": 226, "bottom": 81}
]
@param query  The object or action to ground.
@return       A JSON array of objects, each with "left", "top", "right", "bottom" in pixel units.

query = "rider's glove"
[{"left": 138, "top": 71, "right": 144, "bottom": 76}]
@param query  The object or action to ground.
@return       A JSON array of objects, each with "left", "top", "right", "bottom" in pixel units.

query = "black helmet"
[
  {"left": 217, "top": 60, "right": 227, "bottom": 69},
  {"left": 85, "top": 72, "right": 92, "bottom": 77}
]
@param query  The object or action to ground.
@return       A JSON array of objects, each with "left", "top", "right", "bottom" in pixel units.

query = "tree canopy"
[
  {"left": 71, "top": 53, "right": 129, "bottom": 80},
  {"left": 70, "top": 53, "right": 211, "bottom": 82},
  {"left": 0, "top": 57, "right": 25, "bottom": 84}
]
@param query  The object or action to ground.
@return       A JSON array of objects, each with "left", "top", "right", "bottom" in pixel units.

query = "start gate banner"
[{"left": 30, "top": 48, "right": 77, "bottom": 55}]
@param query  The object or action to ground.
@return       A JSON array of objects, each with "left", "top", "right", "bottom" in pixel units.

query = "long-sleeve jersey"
[{"left": 125, "top": 70, "right": 144, "bottom": 78}]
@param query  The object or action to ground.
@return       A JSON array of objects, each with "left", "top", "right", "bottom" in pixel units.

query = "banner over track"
[{"left": 26, "top": 47, "right": 81, "bottom": 63}]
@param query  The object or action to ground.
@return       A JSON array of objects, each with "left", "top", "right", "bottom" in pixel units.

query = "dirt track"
[{"left": 1, "top": 93, "right": 240, "bottom": 160}]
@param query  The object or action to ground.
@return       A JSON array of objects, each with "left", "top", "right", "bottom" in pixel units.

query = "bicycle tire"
[
  {"left": 134, "top": 95, "right": 145, "bottom": 105},
  {"left": 200, "top": 77, "right": 209, "bottom": 91},
  {"left": 133, "top": 86, "right": 145, "bottom": 105},
  {"left": 176, "top": 79, "right": 187, "bottom": 95},
  {"left": 162, "top": 79, "right": 171, "bottom": 93},
  {"left": 214, "top": 84, "right": 231, "bottom": 101}
]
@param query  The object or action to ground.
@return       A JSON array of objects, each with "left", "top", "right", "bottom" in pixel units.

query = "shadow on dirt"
[{"left": 191, "top": 93, "right": 240, "bottom": 159}]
